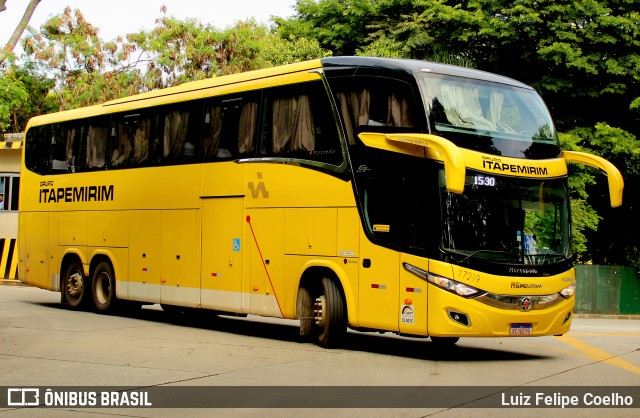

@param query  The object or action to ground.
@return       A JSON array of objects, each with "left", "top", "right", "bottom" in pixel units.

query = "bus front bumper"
[{"left": 427, "top": 286, "right": 574, "bottom": 338}]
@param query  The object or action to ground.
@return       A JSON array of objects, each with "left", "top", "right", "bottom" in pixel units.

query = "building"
[{"left": 1, "top": 133, "right": 22, "bottom": 280}]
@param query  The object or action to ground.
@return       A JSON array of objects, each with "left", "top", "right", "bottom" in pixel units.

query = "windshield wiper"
[
  {"left": 444, "top": 248, "right": 519, "bottom": 263},
  {"left": 525, "top": 253, "right": 569, "bottom": 263},
  {"left": 460, "top": 249, "right": 519, "bottom": 262}
]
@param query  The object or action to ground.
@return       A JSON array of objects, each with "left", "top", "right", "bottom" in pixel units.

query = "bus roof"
[
  {"left": 102, "top": 58, "right": 323, "bottom": 107},
  {"left": 320, "top": 56, "right": 532, "bottom": 90}
]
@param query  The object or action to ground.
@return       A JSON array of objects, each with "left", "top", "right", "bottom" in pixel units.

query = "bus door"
[
  {"left": 357, "top": 177, "right": 401, "bottom": 331},
  {"left": 358, "top": 236, "right": 400, "bottom": 331}
]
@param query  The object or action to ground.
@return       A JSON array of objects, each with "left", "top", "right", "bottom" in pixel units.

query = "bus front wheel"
[
  {"left": 314, "top": 277, "right": 346, "bottom": 348},
  {"left": 91, "top": 261, "right": 116, "bottom": 313},
  {"left": 63, "top": 261, "right": 87, "bottom": 309}
]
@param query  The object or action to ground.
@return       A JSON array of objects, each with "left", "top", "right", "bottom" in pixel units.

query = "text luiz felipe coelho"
[{"left": 501, "top": 391, "right": 634, "bottom": 408}]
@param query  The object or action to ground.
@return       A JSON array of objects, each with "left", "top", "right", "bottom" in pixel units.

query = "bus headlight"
[
  {"left": 427, "top": 273, "right": 484, "bottom": 298},
  {"left": 403, "top": 263, "right": 483, "bottom": 298},
  {"left": 559, "top": 282, "right": 576, "bottom": 299}
]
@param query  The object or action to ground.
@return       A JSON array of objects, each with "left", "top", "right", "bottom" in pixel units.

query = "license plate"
[{"left": 510, "top": 324, "right": 533, "bottom": 335}]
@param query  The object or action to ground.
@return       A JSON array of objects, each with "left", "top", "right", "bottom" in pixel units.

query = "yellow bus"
[{"left": 19, "top": 57, "right": 623, "bottom": 347}]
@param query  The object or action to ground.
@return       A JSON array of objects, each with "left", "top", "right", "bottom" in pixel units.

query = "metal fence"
[{"left": 575, "top": 264, "right": 640, "bottom": 315}]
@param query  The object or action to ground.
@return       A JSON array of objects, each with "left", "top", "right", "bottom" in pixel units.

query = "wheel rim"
[
  {"left": 314, "top": 295, "right": 327, "bottom": 328},
  {"left": 95, "top": 271, "right": 111, "bottom": 305},
  {"left": 66, "top": 270, "right": 84, "bottom": 301}
]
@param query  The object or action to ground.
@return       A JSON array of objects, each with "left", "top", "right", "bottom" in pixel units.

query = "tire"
[
  {"left": 296, "top": 286, "right": 314, "bottom": 340},
  {"left": 314, "top": 277, "right": 347, "bottom": 348},
  {"left": 430, "top": 336, "right": 460, "bottom": 346},
  {"left": 91, "top": 261, "right": 116, "bottom": 313},
  {"left": 62, "top": 261, "right": 87, "bottom": 309}
]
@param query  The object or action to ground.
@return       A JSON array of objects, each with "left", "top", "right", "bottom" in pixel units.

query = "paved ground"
[{"left": 0, "top": 283, "right": 638, "bottom": 417}]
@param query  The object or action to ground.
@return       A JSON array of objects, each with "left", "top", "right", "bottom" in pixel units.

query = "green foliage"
[
  {"left": 570, "top": 198, "right": 602, "bottom": 257},
  {"left": 1, "top": 62, "right": 57, "bottom": 133},
  {"left": 20, "top": 7, "right": 144, "bottom": 110},
  {"left": 15, "top": 7, "right": 331, "bottom": 115},
  {"left": 259, "top": 35, "right": 330, "bottom": 67},
  {"left": 128, "top": 17, "right": 267, "bottom": 86},
  {"left": 275, "top": 0, "right": 377, "bottom": 55},
  {"left": 0, "top": 70, "right": 28, "bottom": 133},
  {"left": 281, "top": 0, "right": 640, "bottom": 133},
  {"left": 560, "top": 125, "right": 640, "bottom": 265}
]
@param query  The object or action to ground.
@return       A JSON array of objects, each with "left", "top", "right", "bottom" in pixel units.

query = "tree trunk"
[{"left": 0, "top": 0, "right": 42, "bottom": 65}]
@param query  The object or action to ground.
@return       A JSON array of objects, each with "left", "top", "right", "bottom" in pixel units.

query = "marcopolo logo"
[{"left": 247, "top": 172, "right": 269, "bottom": 199}]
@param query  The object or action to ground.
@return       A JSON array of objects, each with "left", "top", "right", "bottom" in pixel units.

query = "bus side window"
[
  {"left": 334, "top": 77, "right": 418, "bottom": 144},
  {"left": 61, "top": 122, "right": 87, "bottom": 173},
  {"left": 202, "top": 96, "right": 258, "bottom": 161},
  {"left": 362, "top": 177, "right": 402, "bottom": 246},
  {"left": 202, "top": 102, "right": 223, "bottom": 160},
  {"left": 158, "top": 100, "right": 203, "bottom": 165},
  {"left": 260, "top": 81, "right": 342, "bottom": 166},
  {"left": 50, "top": 124, "right": 69, "bottom": 173},
  {"left": 110, "top": 111, "right": 153, "bottom": 168},
  {"left": 86, "top": 117, "right": 109, "bottom": 170},
  {"left": 25, "top": 125, "right": 51, "bottom": 175}
]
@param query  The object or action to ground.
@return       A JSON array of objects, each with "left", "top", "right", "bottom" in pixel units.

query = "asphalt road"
[{"left": 0, "top": 283, "right": 638, "bottom": 417}]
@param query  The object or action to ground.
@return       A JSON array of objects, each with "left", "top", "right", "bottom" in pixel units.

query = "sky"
[{"left": 0, "top": 0, "right": 298, "bottom": 45}]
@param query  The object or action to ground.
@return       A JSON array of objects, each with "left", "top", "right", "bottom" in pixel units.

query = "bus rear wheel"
[
  {"left": 63, "top": 261, "right": 87, "bottom": 309},
  {"left": 91, "top": 261, "right": 116, "bottom": 313}
]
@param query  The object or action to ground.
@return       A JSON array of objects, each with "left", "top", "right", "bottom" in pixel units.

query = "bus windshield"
[
  {"left": 419, "top": 73, "right": 560, "bottom": 159},
  {"left": 439, "top": 170, "right": 571, "bottom": 265}
]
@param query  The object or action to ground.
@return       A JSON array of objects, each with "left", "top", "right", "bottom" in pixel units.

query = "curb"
[
  {"left": 573, "top": 313, "right": 640, "bottom": 320},
  {"left": 0, "top": 279, "right": 27, "bottom": 286}
]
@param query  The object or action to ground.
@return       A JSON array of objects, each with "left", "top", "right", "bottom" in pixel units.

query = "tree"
[
  {"left": 561, "top": 124, "right": 640, "bottom": 267},
  {"left": 3, "top": 5, "right": 330, "bottom": 133},
  {"left": 0, "top": 65, "right": 57, "bottom": 133},
  {"left": 127, "top": 14, "right": 327, "bottom": 86},
  {"left": 0, "top": 69, "right": 27, "bottom": 133},
  {"left": 275, "top": 0, "right": 377, "bottom": 55},
  {"left": 21, "top": 7, "right": 150, "bottom": 109},
  {"left": 281, "top": 0, "right": 640, "bottom": 133},
  {"left": 0, "top": 0, "right": 41, "bottom": 66},
  {"left": 259, "top": 34, "right": 330, "bottom": 67},
  {"left": 19, "top": 6, "right": 331, "bottom": 112}
]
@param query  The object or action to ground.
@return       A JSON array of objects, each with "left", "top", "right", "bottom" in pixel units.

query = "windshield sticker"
[{"left": 373, "top": 224, "right": 390, "bottom": 232}]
